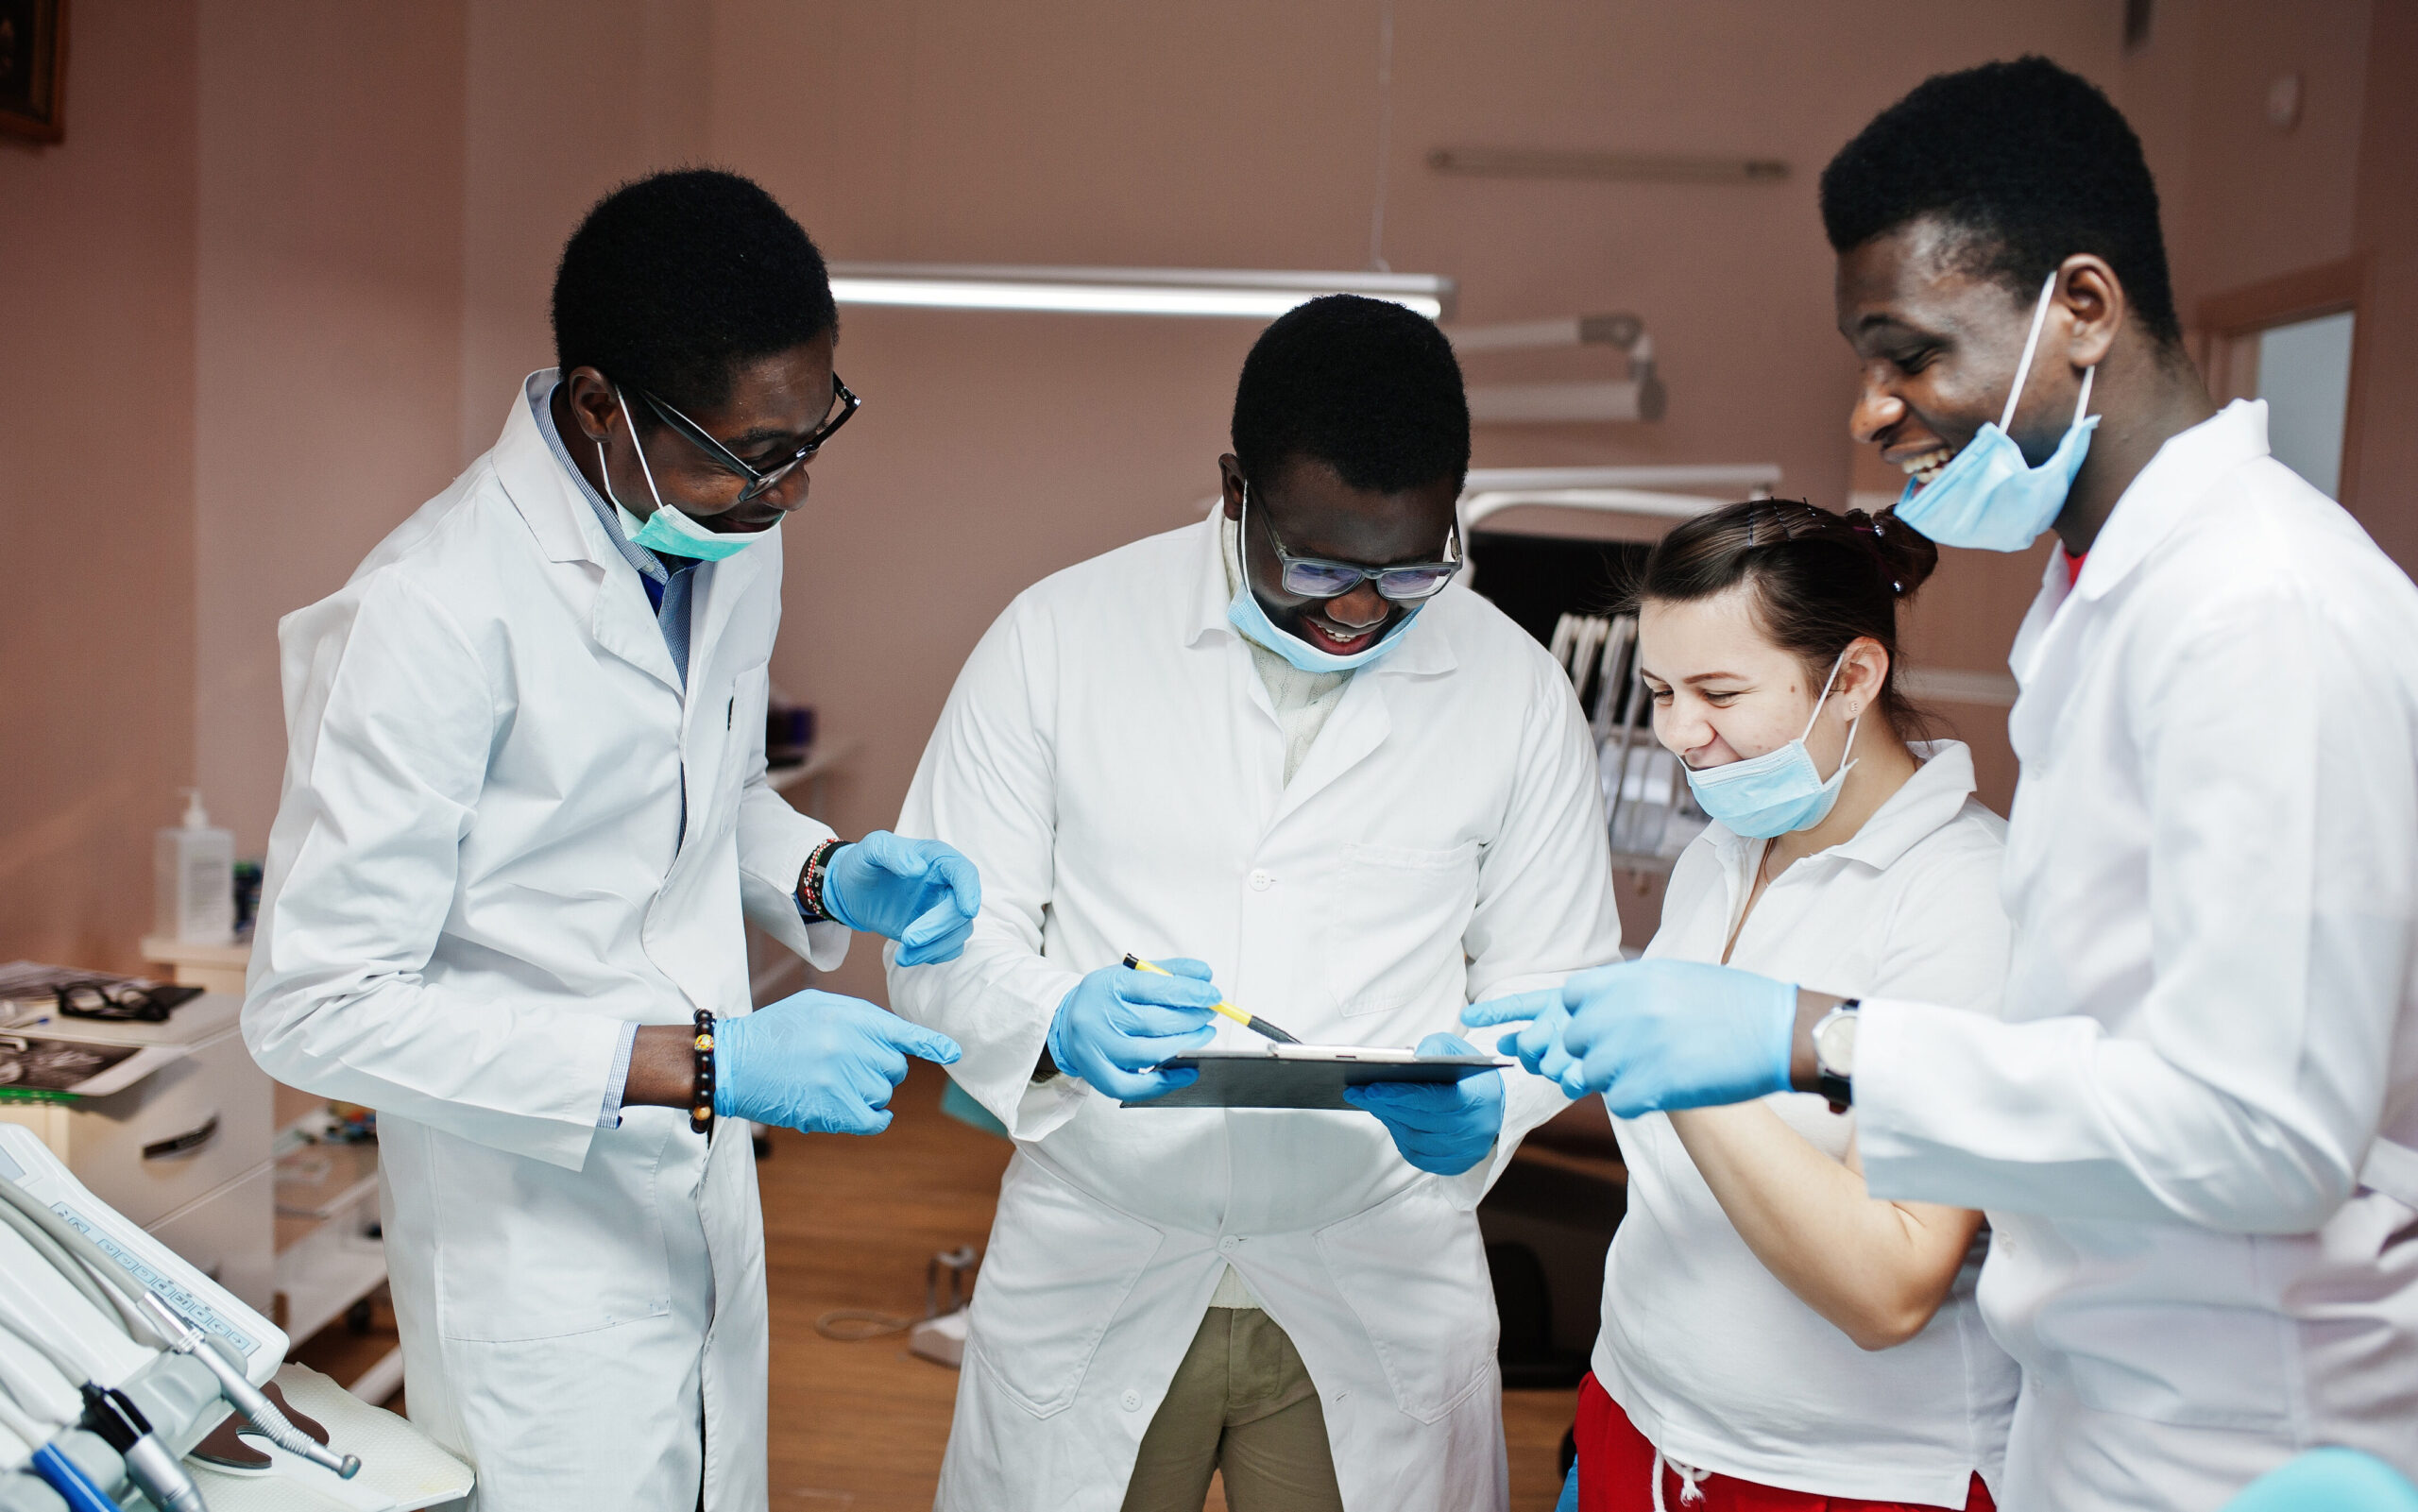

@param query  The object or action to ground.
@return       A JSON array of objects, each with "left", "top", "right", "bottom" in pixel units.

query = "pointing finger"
[{"left": 1462, "top": 989, "right": 1562, "bottom": 1029}]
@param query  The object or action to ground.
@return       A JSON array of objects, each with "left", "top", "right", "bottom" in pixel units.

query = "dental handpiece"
[{"left": 136, "top": 1294, "right": 361, "bottom": 1481}]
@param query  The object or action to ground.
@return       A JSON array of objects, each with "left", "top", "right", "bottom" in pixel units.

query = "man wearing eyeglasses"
[
  {"left": 246, "top": 170, "right": 972, "bottom": 1511},
  {"left": 889, "top": 295, "right": 1623, "bottom": 1512}
]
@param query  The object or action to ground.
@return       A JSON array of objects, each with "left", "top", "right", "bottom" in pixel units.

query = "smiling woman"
[{"left": 1528, "top": 495, "right": 2015, "bottom": 1512}]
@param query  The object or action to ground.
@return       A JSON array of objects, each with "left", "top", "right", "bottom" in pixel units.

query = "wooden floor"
[{"left": 301, "top": 1062, "right": 1577, "bottom": 1509}]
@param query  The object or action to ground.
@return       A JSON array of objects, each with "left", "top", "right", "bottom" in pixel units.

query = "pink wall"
[
  {"left": 0, "top": 0, "right": 198, "bottom": 972},
  {"left": 196, "top": 0, "right": 471, "bottom": 853},
  {"left": 2349, "top": 0, "right": 2418, "bottom": 569},
  {"left": 456, "top": 0, "right": 709, "bottom": 462}
]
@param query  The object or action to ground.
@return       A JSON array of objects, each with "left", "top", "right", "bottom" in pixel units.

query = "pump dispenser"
[{"left": 155, "top": 789, "right": 235, "bottom": 944}]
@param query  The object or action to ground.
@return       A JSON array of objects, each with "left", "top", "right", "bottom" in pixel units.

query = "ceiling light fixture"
[{"left": 827, "top": 263, "right": 1456, "bottom": 320}]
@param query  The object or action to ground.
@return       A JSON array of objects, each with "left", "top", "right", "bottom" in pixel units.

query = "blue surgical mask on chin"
[
  {"left": 600, "top": 388, "right": 778, "bottom": 565},
  {"left": 1893, "top": 271, "right": 2100, "bottom": 553},
  {"left": 1682, "top": 654, "right": 1864, "bottom": 840},
  {"left": 1224, "top": 496, "right": 1424, "bottom": 673}
]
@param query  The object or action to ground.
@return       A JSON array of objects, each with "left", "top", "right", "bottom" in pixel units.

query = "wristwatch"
[{"left": 1812, "top": 999, "right": 1861, "bottom": 1113}]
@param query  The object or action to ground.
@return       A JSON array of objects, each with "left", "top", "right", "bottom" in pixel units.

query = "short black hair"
[
  {"left": 552, "top": 168, "right": 838, "bottom": 412},
  {"left": 1232, "top": 295, "right": 1470, "bottom": 495},
  {"left": 1820, "top": 57, "right": 2181, "bottom": 346}
]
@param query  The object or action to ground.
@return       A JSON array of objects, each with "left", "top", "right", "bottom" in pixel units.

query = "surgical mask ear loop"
[
  {"left": 2000, "top": 271, "right": 2061, "bottom": 432},
  {"left": 2000, "top": 270, "right": 2101, "bottom": 437},
  {"left": 608, "top": 386, "right": 673, "bottom": 518},
  {"left": 1799, "top": 651, "right": 1863, "bottom": 783}
]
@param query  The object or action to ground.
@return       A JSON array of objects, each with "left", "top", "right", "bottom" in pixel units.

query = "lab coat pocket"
[
  {"left": 1315, "top": 1181, "right": 1495, "bottom": 1422},
  {"left": 1320, "top": 840, "right": 1478, "bottom": 1019},
  {"left": 967, "top": 1153, "right": 1166, "bottom": 1419},
  {"left": 428, "top": 1120, "right": 677, "bottom": 1343}
]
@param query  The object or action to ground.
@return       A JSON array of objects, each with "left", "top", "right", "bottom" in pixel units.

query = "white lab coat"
[
  {"left": 246, "top": 373, "right": 846, "bottom": 1511},
  {"left": 887, "top": 507, "right": 1623, "bottom": 1512},
  {"left": 1853, "top": 402, "right": 2418, "bottom": 1510}
]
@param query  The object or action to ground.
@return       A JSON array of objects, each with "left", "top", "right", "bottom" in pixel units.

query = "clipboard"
[{"left": 1118, "top": 1045, "right": 1516, "bottom": 1111}]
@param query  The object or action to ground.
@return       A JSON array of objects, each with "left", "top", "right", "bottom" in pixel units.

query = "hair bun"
[{"left": 1843, "top": 505, "right": 1940, "bottom": 598}]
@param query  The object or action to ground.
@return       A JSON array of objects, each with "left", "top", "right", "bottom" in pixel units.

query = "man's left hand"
[
  {"left": 1343, "top": 1033, "right": 1506, "bottom": 1176},
  {"left": 819, "top": 831, "right": 982, "bottom": 966}
]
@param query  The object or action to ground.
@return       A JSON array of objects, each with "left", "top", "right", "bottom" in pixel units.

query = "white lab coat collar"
[
  {"left": 2067, "top": 399, "right": 2271, "bottom": 606},
  {"left": 497, "top": 369, "right": 622, "bottom": 569},
  {"left": 1183, "top": 501, "right": 1457, "bottom": 677},
  {"left": 1704, "top": 739, "right": 1981, "bottom": 875},
  {"left": 491, "top": 368, "right": 768, "bottom": 696},
  {"left": 2010, "top": 399, "right": 2271, "bottom": 695}
]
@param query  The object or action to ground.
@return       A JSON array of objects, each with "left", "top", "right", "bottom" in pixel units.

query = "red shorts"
[{"left": 1574, "top": 1373, "right": 1995, "bottom": 1512}]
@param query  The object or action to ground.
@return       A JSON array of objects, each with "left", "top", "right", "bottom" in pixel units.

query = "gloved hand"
[
  {"left": 1461, "top": 988, "right": 1582, "bottom": 1087},
  {"left": 714, "top": 989, "right": 962, "bottom": 1134},
  {"left": 1341, "top": 1033, "right": 1507, "bottom": 1176},
  {"left": 1547, "top": 960, "right": 1798, "bottom": 1117},
  {"left": 821, "top": 831, "right": 982, "bottom": 966},
  {"left": 1047, "top": 958, "right": 1222, "bottom": 1102}
]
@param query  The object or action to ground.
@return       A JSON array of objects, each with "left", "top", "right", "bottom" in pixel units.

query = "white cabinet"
[{"left": 0, "top": 994, "right": 277, "bottom": 1315}]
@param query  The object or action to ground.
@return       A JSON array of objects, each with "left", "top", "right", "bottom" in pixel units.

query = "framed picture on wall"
[{"left": 0, "top": 0, "right": 67, "bottom": 144}]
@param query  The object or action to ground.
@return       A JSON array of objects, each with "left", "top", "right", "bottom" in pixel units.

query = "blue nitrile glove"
[
  {"left": 1341, "top": 1033, "right": 1507, "bottom": 1176},
  {"left": 821, "top": 831, "right": 982, "bottom": 966},
  {"left": 2221, "top": 1450, "right": 2418, "bottom": 1512},
  {"left": 1047, "top": 957, "right": 1221, "bottom": 1102},
  {"left": 715, "top": 989, "right": 962, "bottom": 1134},
  {"left": 1550, "top": 959, "right": 1798, "bottom": 1117},
  {"left": 1462, "top": 988, "right": 1583, "bottom": 1088}
]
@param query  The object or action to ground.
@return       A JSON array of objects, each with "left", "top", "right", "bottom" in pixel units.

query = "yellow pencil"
[{"left": 1122, "top": 954, "right": 1303, "bottom": 1045}]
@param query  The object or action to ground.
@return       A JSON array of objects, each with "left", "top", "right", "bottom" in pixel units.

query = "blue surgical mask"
[
  {"left": 1893, "top": 271, "right": 2100, "bottom": 553},
  {"left": 602, "top": 388, "right": 778, "bottom": 564},
  {"left": 1225, "top": 494, "right": 1424, "bottom": 673},
  {"left": 1682, "top": 654, "right": 1864, "bottom": 840}
]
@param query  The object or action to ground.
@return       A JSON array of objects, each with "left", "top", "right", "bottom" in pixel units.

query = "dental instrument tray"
[{"left": 1121, "top": 1045, "right": 1516, "bottom": 1111}]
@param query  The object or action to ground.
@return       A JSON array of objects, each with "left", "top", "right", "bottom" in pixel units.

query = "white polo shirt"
[{"left": 1593, "top": 741, "right": 2018, "bottom": 1505}]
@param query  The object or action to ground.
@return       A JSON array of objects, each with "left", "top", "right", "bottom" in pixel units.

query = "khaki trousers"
[{"left": 1119, "top": 1308, "right": 1346, "bottom": 1512}]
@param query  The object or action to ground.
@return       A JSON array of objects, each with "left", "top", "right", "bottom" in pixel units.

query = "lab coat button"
[
  {"left": 1218, "top": 1235, "right": 1239, "bottom": 1251},
  {"left": 1120, "top": 1389, "right": 1143, "bottom": 1412},
  {"left": 1249, "top": 870, "right": 1273, "bottom": 891}
]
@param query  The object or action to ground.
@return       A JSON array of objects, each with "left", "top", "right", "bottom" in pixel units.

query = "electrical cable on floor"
[{"left": 812, "top": 1309, "right": 915, "bottom": 1341}]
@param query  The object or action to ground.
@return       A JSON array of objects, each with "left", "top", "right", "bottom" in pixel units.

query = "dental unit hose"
[
  {"left": 0, "top": 1166, "right": 357, "bottom": 1483},
  {"left": 0, "top": 1392, "right": 119, "bottom": 1512}
]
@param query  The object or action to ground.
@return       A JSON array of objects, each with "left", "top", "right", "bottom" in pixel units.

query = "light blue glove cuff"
[
  {"left": 1045, "top": 981, "right": 1080, "bottom": 1074},
  {"left": 1757, "top": 975, "right": 1800, "bottom": 1100},
  {"left": 712, "top": 1014, "right": 749, "bottom": 1120}
]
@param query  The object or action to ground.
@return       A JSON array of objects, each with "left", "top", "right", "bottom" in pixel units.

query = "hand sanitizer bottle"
[{"left": 155, "top": 789, "right": 235, "bottom": 944}]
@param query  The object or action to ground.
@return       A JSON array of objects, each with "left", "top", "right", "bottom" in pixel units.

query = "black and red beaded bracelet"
[
  {"left": 798, "top": 836, "right": 848, "bottom": 923},
  {"left": 691, "top": 1008, "right": 717, "bottom": 1138}
]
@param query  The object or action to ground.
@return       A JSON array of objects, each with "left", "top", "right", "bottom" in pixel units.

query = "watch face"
[{"left": 1816, "top": 1011, "right": 1859, "bottom": 1078}]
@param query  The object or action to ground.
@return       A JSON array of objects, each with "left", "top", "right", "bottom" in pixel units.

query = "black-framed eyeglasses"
[
  {"left": 631, "top": 374, "right": 860, "bottom": 505},
  {"left": 1243, "top": 481, "right": 1464, "bottom": 602},
  {"left": 51, "top": 980, "right": 202, "bottom": 1023}
]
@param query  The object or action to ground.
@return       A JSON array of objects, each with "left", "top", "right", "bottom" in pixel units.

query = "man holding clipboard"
[{"left": 889, "top": 295, "right": 1623, "bottom": 1512}]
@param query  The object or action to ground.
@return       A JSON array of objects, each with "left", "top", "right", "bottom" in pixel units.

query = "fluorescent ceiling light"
[{"left": 827, "top": 263, "right": 1455, "bottom": 320}]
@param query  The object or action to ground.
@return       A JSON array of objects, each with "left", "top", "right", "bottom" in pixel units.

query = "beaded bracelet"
[
  {"left": 691, "top": 1009, "right": 717, "bottom": 1138},
  {"left": 797, "top": 836, "right": 848, "bottom": 923}
]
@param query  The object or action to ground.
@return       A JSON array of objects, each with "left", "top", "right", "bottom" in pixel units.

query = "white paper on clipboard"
[{"left": 1119, "top": 1045, "right": 1517, "bottom": 1112}]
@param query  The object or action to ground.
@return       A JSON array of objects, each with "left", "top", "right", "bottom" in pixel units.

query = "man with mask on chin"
[
  {"left": 1472, "top": 58, "right": 2418, "bottom": 1511},
  {"left": 246, "top": 170, "right": 975, "bottom": 1509},
  {"left": 889, "top": 295, "right": 1622, "bottom": 1512}
]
